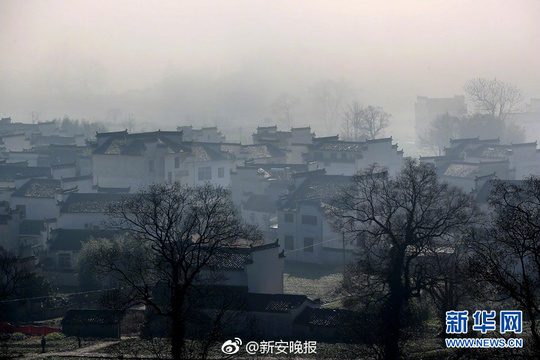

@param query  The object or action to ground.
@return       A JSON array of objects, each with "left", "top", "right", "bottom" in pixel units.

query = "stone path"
[{"left": 23, "top": 339, "right": 122, "bottom": 359}]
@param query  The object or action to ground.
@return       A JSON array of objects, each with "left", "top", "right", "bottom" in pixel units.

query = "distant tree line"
[
  {"left": 54, "top": 116, "right": 108, "bottom": 138},
  {"left": 422, "top": 78, "right": 526, "bottom": 155}
]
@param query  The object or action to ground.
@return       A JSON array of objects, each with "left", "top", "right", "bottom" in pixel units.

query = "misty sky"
[{"left": 1, "top": 0, "right": 539, "bottom": 142}]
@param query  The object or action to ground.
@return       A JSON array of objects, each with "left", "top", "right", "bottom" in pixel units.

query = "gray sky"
[{"left": 1, "top": 0, "right": 539, "bottom": 140}]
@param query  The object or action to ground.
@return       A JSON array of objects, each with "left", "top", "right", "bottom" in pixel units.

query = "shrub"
[
  {"left": 10, "top": 333, "right": 26, "bottom": 341},
  {"left": 45, "top": 332, "right": 65, "bottom": 341}
]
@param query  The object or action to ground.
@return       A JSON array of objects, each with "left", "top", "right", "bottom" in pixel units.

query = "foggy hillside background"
[{"left": 1, "top": 0, "right": 539, "bottom": 146}]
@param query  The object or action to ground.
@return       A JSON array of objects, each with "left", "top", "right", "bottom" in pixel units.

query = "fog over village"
[{"left": 1, "top": 1, "right": 540, "bottom": 359}]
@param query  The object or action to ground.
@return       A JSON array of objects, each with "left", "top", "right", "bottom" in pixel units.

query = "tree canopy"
[
  {"left": 81, "top": 182, "right": 261, "bottom": 360},
  {"left": 342, "top": 101, "right": 390, "bottom": 141},
  {"left": 464, "top": 78, "right": 523, "bottom": 121},
  {"left": 469, "top": 177, "right": 540, "bottom": 355},
  {"left": 327, "top": 159, "right": 477, "bottom": 359}
]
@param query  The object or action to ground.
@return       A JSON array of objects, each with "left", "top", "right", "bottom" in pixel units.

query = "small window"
[
  {"left": 198, "top": 166, "right": 212, "bottom": 181},
  {"left": 341, "top": 153, "right": 347, "bottom": 159},
  {"left": 330, "top": 152, "right": 337, "bottom": 160},
  {"left": 284, "top": 213, "right": 294, "bottom": 223},
  {"left": 218, "top": 167, "right": 225, "bottom": 178},
  {"left": 174, "top": 157, "right": 180, "bottom": 168},
  {"left": 302, "top": 215, "right": 317, "bottom": 225},
  {"left": 304, "top": 237, "right": 314, "bottom": 252},
  {"left": 168, "top": 172, "right": 172, "bottom": 182},
  {"left": 149, "top": 160, "right": 155, "bottom": 173},
  {"left": 58, "top": 253, "right": 71, "bottom": 268},
  {"left": 285, "top": 235, "right": 294, "bottom": 250}
]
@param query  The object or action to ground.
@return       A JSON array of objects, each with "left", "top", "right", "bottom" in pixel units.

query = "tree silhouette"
[{"left": 327, "top": 159, "right": 476, "bottom": 359}]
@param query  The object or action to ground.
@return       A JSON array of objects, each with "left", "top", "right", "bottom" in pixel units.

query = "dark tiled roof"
[
  {"left": 93, "top": 135, "right": 146, "bottom": 156},
  {"left": 31, "top": 135, "right": 76, "bottom": 146},
  {"left": 96, "top": 185, "right": 131, "bottom": 194},
  {"left": 279, "top": 175, "right": 351, "bottom": 211},
  {"left": 96, "top": 130, "right": 128, "bottom": 138},
  {"left": 207, "top": 241, "right": 280, "bottom": 270},
  {"left": 185, "top": 285, "right": 311, "bottom": 313},
  {"left": 207, "top": 250, "right": 253, "bottom": 270},
  {"left": 294, "top": 307, "right": 355, "bottom": 327},
  {"left": 94, "top": 131, "right": 191, "bottom": 157},
  {"left": 246, "top": 293, "right": 309, "bottom": 313},
  {"left": 19, "top": 220, "right": 45, "bottom": 235},
  {"left": 60, "top": 193, "right": 130, "bottom": 213},
  {"left": 240, "top": 144, "right": 285, "bottom": 159},
  {"left": 312, "top": 136, "right": 340, "bottom": 143},
  {"left": 0, "top": 165, "right": 50, "bottom": 182},
  {"left": 365, "top": 137, "right": 393, "bottom": 144},
  {"left": 317, "top": 142, "right": 365, "bottom": 152},
  {"left": 512, "top": 141, "right": 538, "bottom": 147},
  {"left": 49, "top": 229, "right": 120, "bottom": 251},
  {"left": 192, "top": 144, "right": 227, "bottom": 162},
  {"left": 443, "top": 163, "right": 479, "bottom": 178},
  {"left": 466, "top": 144, "right": 510, "bottom": 159},
  {"left": 256, "top": 125, "right": 278, "bottom": 131},
  {"left": 62, "top": 310, "right": 124, "bottom": 325},
  {"left": 243, "top": 194, "right": 277, "bottom": 213},
  {"left": 12, "top": 178, "right": 60, "bottom": 198},
  {"left": 244, "top": 163, "right": 309, "bottom": 172},
  {"left": 62, "top": 174, "right": 93, "bottom": 182}
]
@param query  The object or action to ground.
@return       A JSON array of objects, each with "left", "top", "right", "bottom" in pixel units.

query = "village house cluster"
[
  {"left": 0, "top": 117, "right": 403, "bottom": 339},
  {"left": 1, "top": 95, "right": 540, "bottom": 340}
]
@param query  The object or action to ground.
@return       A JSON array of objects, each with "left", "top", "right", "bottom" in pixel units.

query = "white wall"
[
  {"left": 93, "top": 154, "right": 147, "bottom": 190},
  {"left": 10, "top": 197, "right": 57, "bottom": 220},
  {"left": 246, "top": 246, "right": 284, "bottom": 294}
]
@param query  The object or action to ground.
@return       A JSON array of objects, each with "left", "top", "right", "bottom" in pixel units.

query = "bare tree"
[
  {"left": 0, "top": 248, "right": 52, "bottom": 302},
  {"left": 469, "top": 177, "right": 540, "bottom": 355},
  {"left": 310, "top": 79, "right": 352, "bottom": 135},
  {"left": 107, "top": 108, "right": 122, "bottom": 124},
  {"left": 327, "top": 159, "right": 477, "bottom": 360},
  {"left": 271, "top": 92, "right": 300, "bottom": 129},
  {"left": 464, "top": 78, "right": 523, "bottom": 121},
  {"left": 0, "top": 249, "right": 27, "bottom": 301},
  {"left": 421, "top": 112, "right": 525, "bottom": 155},
  {"left": 342, "top": 101, "right": 390, "bottom": 141},
  {"left": 419, "top": 113, "right": 460, "bottom": 155},
  {"left": 120, "top": 114, "right": 136, "bottom": 133},
  {"left": 83, "top": 182, "right": 261, "bottom": 360},
  {"left": 421, "top": 235, "right": 473, "bottom": 332}
]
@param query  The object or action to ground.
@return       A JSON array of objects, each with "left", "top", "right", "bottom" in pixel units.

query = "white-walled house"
[
  {"left": 10, "top": 178, "right": 61, "bottom": 220},
  {"left": 419, "top": 137, "right": 540, "bottom": 192},
  {"left": 277, "top": 171, "right": 355, "bottom": 265},
  {"left": 57, "top": 193, "right": 130, "bottom": 230},
  {"left": 164, "top": 143, "right": 230, "bottom": 187},
  {"left": 0, "top": 165, "right": 51, "bottom": 202},
  {"left": 304, "top": 136, "right": 404, "bottom": 176},
  {"left": 204, "top": 240, "right": 285, "bottom": 294},
  {"left": 2, "top": 133, "right": 31, "bottom": 152},
  {"left": 93, "top": 130, "right": 231, "bottom": 189},
  {"left": 92, "top": 130, "right": 170, "bottom": 190}
]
